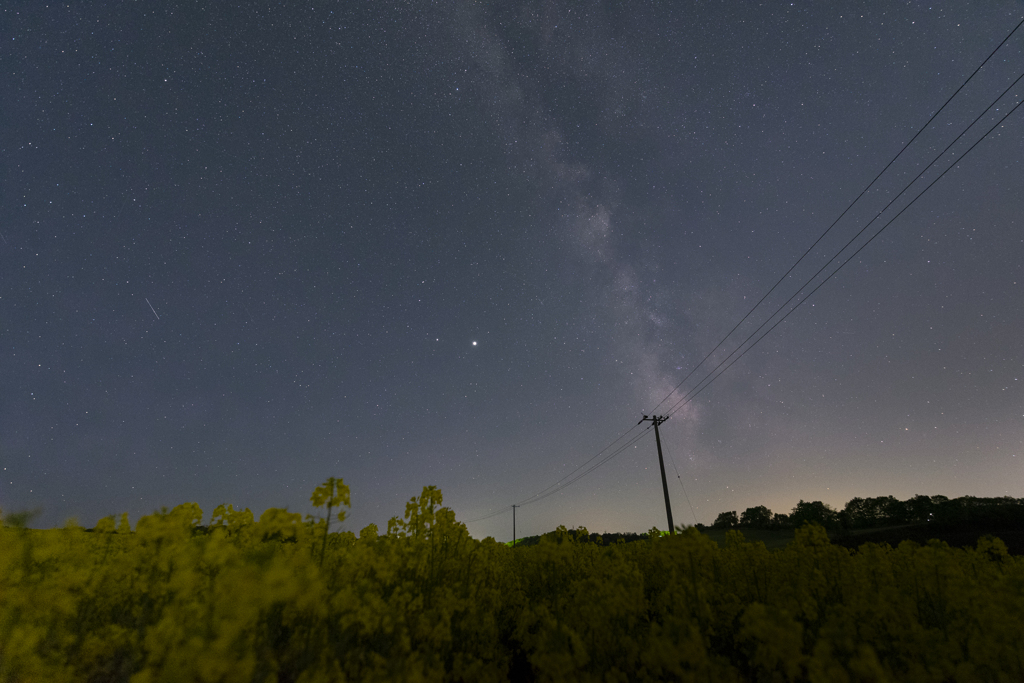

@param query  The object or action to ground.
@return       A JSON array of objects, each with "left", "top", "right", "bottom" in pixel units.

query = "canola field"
[{"left": 1, "top": 480, "right": 1022, "bottom": 682}]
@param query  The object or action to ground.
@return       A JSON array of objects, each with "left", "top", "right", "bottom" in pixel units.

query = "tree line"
[{"left": 706, "top": 494, "right": 1024, "bottom": 532}]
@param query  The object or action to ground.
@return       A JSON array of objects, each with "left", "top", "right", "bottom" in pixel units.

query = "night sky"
[{"left": 3, "top": 2, "right": 1023, "bottom": 540}]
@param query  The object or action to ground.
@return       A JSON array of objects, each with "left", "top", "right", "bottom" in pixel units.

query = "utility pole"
[
  {"left": 512, "top": 504, "right": 518, "bottom": 547},
  {"left": 640, "top": 415, "right": 674, "bottom": 534}
]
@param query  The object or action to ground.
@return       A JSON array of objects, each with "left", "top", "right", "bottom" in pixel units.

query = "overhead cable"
[
  {"left": 664, "top": 90, "right": 1024, "bottom": 420},
  {"left": 646, "top": 15, "right": 1024, "bottom": 417},
  {"left": 463, "top": 17, "right": 1024, "bottom": 527}
]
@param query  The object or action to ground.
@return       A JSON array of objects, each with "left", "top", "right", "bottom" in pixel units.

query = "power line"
[
  {"left": 461, "top": 425, "right": 654, "bottom": 524},
  {"left": 646, "top": 15, "right": 1024, "bottom": 418},
  {"left": 550, "top": 55, "right": 1024, "bottom": 511},
  {"left": 462, "top": 506, "right": 515, "bottom": 525},
  {"left": 515, "top": 423, "right": 644, "bottom": 506},
  {"left": 516, "top": 426, "right": 655, "bottom": 508},
  {"left": 462, "top": 17, "right": 1024, "bottom": 529},
  {"left": 465, "top": 82, "right": 1024, "bottom": 526},
  {"left": 461, "top": 422, "right": 647, "bottom": 524},
  {"left": 664, "top": 89, "right": 1024, "bottom": 420}
]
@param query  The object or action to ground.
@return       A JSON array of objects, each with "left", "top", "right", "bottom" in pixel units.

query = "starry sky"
[{"left": 3, "top": 2, "right": 1023, "bottom": 539}]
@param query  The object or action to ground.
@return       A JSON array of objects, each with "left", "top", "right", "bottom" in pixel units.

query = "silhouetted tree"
[
  {"left": 791, "top": 500, "right": 838, "bottom": 529},
  {"left": 844, "top": 497, "right": 868, "bottom": 527},
  {"left": 881, "top": 496, "right": 909, "bottom": 524},
  {"left": 740, "top": 505, "right": 772, "bottom": 529},
  {"left": 712, "top": 511, "right": 739, "bottom": 529}
]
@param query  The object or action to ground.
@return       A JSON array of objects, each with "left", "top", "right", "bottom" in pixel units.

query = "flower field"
[{"left": 2, "top": 481, "right": 1022, "bottom": 682}]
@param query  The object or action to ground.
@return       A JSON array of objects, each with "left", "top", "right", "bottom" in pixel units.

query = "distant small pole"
[
  {"left": 512, "top": 505, "right": 519, "bottom": 547},
  {"left": 640, "top": 415, "right": 675, "bottom": 534}
]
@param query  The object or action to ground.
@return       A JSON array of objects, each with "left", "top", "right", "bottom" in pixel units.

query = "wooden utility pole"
[
  {"left": 512, "top": 504, "right": 519, "bottom": 547},
  {"left": 640, "top": 415, "right": 674, "bottom": 534}
]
